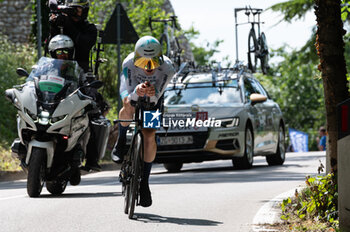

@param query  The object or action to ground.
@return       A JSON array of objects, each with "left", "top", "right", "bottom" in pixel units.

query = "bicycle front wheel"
[
  {"left": 128, "top": 132, "right": 144, "bottom": 219},
  {"left": 248, "top": 29, "right": 258, "bottom": 73},
  {"left": 259, "top": 32, "right": 269, "bottom": 75}
]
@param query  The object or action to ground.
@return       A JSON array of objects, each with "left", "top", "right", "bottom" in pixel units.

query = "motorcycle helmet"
[
  {"left": 66, "top": 0, "right": 89, "bottom": 20},
  {"left": 134, "top": 36, "right": 164, "bottom": 71},
  {"left": 48, "top": 34, "right": 75, "bottom": 60}
]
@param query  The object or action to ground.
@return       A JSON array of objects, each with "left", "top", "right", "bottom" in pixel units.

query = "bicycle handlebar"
[
  {"left": 234, "top": 6, "right": 263, "bottom": 17},
  {"left": 148, "top": 16, "right": 180, "bottom": 31}
]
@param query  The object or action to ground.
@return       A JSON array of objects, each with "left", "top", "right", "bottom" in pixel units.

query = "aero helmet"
[
  {"left": 134, "top": 36, "right": 164, "bottom": 71},
  {"left": 48, "top": 34, "right": 75, "bottom": 60}
]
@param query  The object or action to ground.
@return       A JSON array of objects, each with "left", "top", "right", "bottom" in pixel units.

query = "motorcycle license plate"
[{"left": 157, "top": 135, "right": 193, "bottom": 145}]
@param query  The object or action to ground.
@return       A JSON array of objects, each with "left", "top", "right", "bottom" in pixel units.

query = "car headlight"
[
  {"left": 221, "top": 117, "right": 240, "bottom": 128},
  {"left": 50, "top": 114, "right": 67, "bottom": 124},
  {"left": 24, "top": 108, "right": 38, "bottom": 122}
]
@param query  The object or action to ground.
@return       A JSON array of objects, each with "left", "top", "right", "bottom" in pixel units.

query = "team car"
[{"left": 152, "top": 66, "right": 286, "bottom": 172}]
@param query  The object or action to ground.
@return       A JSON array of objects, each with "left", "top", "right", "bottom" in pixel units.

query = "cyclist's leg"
[
  {"left": 139, "top": 128, "right": 156, "bottom": 207},
  {"left": 112, "top": 97, "right": 135, "bottom": 163}
]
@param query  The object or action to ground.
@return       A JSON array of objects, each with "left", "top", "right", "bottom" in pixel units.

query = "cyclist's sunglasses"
[
  {"left": 55, "top": 49, "right": 69, "bottom": 56},
  {"left": 134, "top": 56, "right": 164, "bottom": 71}
]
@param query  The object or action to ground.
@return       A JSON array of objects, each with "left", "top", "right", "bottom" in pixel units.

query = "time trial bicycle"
[{"left": 115, "top": 97, "right": 153, "bottom": 219}]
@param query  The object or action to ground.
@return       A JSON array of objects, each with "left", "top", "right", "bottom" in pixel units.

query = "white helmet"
[
  {"left": 134, "top": 36, "right": 163, "bottom": 71},
  {"left": 48, "top": 35, "right": 75, "bottom": 59}
]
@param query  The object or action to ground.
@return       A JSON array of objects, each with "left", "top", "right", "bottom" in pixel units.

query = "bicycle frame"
[
  {"left": 234, "top": 6, "right": 263, "bottom": 62},
  {"left": 149, "top": 16, "right": 180, "bottom": 57}
]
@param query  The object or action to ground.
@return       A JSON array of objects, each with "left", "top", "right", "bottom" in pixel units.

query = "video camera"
[{"left": 48, "top": 0, "right": 75, "bottom": 17}]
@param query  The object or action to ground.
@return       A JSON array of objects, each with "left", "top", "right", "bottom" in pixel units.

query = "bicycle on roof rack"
[
  {"left": 149, "top": 16, "right": 182, "bottom": 70},
  {"left": 114, "top": 97, "right": 154, "bottom": 219},
  {"left": 234, "top": 6, "right": 269, "bottom": 74}
]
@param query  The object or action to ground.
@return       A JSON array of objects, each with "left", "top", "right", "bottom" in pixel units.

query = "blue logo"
[{"left": 143, "top": 109, "right": 161, "bottom": 128}]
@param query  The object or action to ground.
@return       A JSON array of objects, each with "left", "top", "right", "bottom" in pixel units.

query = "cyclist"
[{"left": 112, "top": 35, "right": 175, "bottom": 207}]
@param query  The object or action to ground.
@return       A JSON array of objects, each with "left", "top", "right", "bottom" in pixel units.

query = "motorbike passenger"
[{"left": 112, "top": 36, "right": 175, "bottom": 207}]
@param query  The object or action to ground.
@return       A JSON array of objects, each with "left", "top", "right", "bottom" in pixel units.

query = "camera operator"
[{"left": 48, "top": 0, "right": 97, "bottom": 73}]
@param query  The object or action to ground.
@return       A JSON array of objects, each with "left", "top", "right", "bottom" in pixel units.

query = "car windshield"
[
  {"left": 164, "top": 79, "right": 241, "bottom": 105},
  {"left": 27, "top": 57, "right": 81, "bottom": 103}
]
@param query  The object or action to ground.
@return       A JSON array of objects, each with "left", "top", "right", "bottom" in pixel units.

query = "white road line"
[
  {"left": 0, "top": 181, "right": 119, "bottom": 201},
  {"left": 252, "top": 187, "right": 303, "bottom": 231}
]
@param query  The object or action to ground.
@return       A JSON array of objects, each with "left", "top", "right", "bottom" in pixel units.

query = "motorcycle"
[{"left": 5, "top": 57, "right": 110, "bottom": 197}]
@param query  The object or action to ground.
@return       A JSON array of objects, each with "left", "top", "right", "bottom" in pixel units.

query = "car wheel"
[
  {"left": 163, "top": 163, "right": 183, "bottom": 173},
  {"left": 232, "top": 126, "right": 254, "bottom": 169},
  {"left": 266, "top": 124, "right": 285, "bottom": 165}
]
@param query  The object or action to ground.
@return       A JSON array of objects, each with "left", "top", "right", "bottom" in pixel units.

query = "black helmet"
[{"left": 66, "top": 0, "right": 89, "bottom": 20}]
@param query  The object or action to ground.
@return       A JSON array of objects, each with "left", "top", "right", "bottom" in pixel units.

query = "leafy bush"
[
  {"left": 0, "top": 34, "right": 36, "bottom": 171},
  {"left": 281, "top": 172, "right": 338, "bottom": 229}
]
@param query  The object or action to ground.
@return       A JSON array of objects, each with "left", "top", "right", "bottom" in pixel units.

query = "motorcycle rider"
[{"left": 112, "top": 36, "right": 175, "bottom": 207}]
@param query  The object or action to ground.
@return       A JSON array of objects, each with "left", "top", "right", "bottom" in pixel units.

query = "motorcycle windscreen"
[{"left": 27, "top": 57, "right": 81, "bottom": 102}]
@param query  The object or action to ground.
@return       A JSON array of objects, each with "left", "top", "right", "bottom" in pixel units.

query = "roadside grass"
[
  {"left": 0, "top": 147, "right": 20, "bottom": 172},
  {"left": 267, "top": 171, "right": 339, "bottom": 232}
]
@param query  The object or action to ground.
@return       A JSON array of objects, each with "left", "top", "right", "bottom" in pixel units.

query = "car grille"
[{"left": 156, "top": 132, "right": 208, "bottom": 151}]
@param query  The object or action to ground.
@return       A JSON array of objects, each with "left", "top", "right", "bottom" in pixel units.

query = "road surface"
[{"left": 0, "top": 151, "right": 325, "bottom": 232}]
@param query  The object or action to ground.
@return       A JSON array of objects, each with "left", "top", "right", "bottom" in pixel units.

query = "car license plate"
[{"left": 158, "top": 135, "right": 193, "bottom": 145}]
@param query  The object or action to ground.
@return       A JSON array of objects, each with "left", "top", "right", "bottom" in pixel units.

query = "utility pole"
[{"left": 36, "top": 0, "right": 42, "bottom": 59}]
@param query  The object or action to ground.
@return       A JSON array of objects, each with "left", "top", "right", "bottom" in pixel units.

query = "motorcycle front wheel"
[{"left": 27, "top": 148, "right": 46, "bottom": 197}]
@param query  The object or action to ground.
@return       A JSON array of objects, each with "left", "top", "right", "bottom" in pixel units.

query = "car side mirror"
[
  {"left": 250, "top": 93, "right": 267, "bottom": 104},
  {"left": 16, "top": 68, "right": 29, "bottom": 77}
]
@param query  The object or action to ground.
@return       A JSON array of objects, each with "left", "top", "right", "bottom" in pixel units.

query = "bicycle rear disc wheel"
[
  {"left": 159, "top": 34, "right": 169, "bottom": 57},
  {"left": 259, "top": 32, "right": 269, "bottom": 75},
  {"left": 128, "top": 133, "right": 143, "bottom": 219},
  {"left": 248, "top": 29, "right": 258, "bottom": 73}
]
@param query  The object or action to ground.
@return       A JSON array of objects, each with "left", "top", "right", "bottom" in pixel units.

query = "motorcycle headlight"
[
  {"left": 24, "top": 108, "right": 38, "bottom": 122},
  {"left": 221, "top": 117, "right": 240, "bottom": 128},
  {"left": 38, "top": 111, "right": 50, "bottom": 125},
  {"left": 50, "top": 114, "right": 67, "bottom": 124}
]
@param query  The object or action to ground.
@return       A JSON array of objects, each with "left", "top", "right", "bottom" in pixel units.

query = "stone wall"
[{"left": 0, "top": 0, "right": 32, "bottom": 43}]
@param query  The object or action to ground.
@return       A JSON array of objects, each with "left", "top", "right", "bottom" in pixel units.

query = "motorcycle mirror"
[
  {"left": 87, "top": 80, "right": 103, "bottom": 89},
  {"left": 16, "top": 68, "right": 29, "bottom": 77}
]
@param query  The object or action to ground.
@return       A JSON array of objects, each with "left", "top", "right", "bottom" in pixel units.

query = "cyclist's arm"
[{"left": 119, "top": 55, "right": 139, "bottom": 102}]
